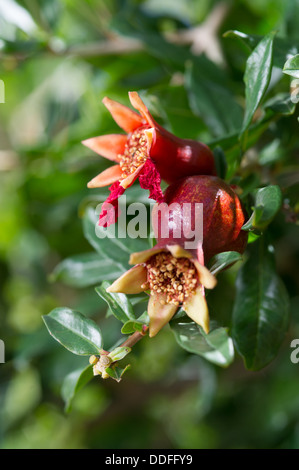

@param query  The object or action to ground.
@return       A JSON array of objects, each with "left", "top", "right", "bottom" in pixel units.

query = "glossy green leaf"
[
  {"left": 223, "top": 30, "right": 260, "bottom": 50},
  {"left": 43, "top": 308, "right": 102, "bottom": 355},
  {"left": 264, "top": 93, "right": 297, "bottom": 116},
  {"left": 232, "top": 238, "right": 290, "bottom": 371},
  {"left": 121, "top": 312, "right": 149, "bottom": 334},
  {"left": 209, "top": 251, "right": 243, "bottom": 276},
  {"left": 170, "top": 318, "right": 234, "bottom": 367},
  {"left": 283, "top": 54, "right": 299, "bottom": 78},
  {"left": 242, "top": 185, "right": 282, "bottom": 231},
  {"left": 224, "top": 30, "right": 298, "bottom": 68},
  {"left": 95, "top": 281, "right": 136, "bottom": 323},
  {"left": 62, "top": 365, "right": 94, "bottom": 412},
  {"left": 50, "top": 252, "right": 125, "bottom": 287},
  {"left": 241, "top": 32, "right": 275, "bottom": 136}
]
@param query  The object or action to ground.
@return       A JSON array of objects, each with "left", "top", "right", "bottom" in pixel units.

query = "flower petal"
[
  {"left": 82, "top": 134, "right": 127, "bottom": 162},
  {"left": 138, "top": 159, "right": 164, "bottom": 203},
  {"left": 128, "top": 92, "right": 157, "bottom": 128},
  {"left": 167, "top": 245, "right": 192, "bottom": 259},
  {"left": 120, "top": 163, "right": 146, "bottom": 189},
  {"left": 98, "top": 181, "right": 125, "bottom": 227},
  {"left": 148, "top": 292, "right": 178, "bottom": 337},
  {"left": 193, "top": 260, "right": 217, "bottom": 289},
  {"left": 129, "top": 246, "right": 166, "bottom": 265},
  {"left": 87, "top": 165, "right": 122, "bottom": 188},
  {"left": 102, "top": 96, "right": 145, "bottom": 133},
  {"left": 183, "top": 287, "right": 210, "bottom": 334},
  {"left": 106, "top": 265, "right": 148, "bottom": 294}
]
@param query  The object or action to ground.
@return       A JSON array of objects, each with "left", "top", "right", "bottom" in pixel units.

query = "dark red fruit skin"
[
  {"left": 152, "top": 175, "right": 248, "bottom": 264},
  {"left": 150, "top": 128, "right": 217, "bottom": 184}
]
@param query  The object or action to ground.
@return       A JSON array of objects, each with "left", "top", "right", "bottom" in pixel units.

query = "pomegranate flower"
[
  {"left": 107, "top": 243, "right": 217, "bottom": 337},
  {"left": 107, "top": 175, "right": 248, "bottom": 337},
  {"left": 82, "top": 92, "right": 216, "bottom": 227}
]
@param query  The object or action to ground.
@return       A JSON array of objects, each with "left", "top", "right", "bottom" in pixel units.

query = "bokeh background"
[{"left": 0, "top": 0, "right": 299, "bottom": 449}]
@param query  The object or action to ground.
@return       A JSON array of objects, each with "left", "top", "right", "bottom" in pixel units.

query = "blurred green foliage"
[{"left": 0, "top": 0, "right": 298, "bottom": 449}]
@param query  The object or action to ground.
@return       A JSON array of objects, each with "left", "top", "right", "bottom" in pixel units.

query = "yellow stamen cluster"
[
  {"left": 119, "top": 129, "right": 148, "bottom": 179},
  {"left": 145, "top": 252, "right": 198, "bottom": 305}
]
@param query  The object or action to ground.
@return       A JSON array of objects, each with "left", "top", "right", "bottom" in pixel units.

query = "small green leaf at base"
[{"left": 105, "top": 364, "right": 131, "bottom": 382}]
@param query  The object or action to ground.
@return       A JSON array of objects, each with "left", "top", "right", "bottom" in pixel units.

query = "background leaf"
[
  {"left": 209, "top": 251, "right": 243, "bottom": 275},
  {"left": 240, "top": 31, "right": 275, "bottom": 136},
  {"left": 170, "top": 318, "right": 234, "bottom": 367},
  {"left": 283, "top": 54, "right": 299, "bottom": 78},
  {"left": 232, "top": 237, "right": 290, "bottom": 371},
  {"left": 50, "top": 252, "right": 124, "bottom": 287},
  {"left": 242, "top": 185, "right": 282, "bottom": 231},
  {"left": 62, "top": 365, "right": 94, "bottom": 412},
  {"left": 95, "top": 281, "right": 136, "bottom": 324},
  {"left": 43, "top": 308, "right": 103, "bottom": 355}
]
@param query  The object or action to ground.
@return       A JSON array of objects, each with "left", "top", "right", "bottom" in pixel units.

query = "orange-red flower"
[
  {"left": 107, "top": 244, "right": 217, "bottom": 337},
  {"left": 82, "top": 92, "right": 216, "bottom": 227}
]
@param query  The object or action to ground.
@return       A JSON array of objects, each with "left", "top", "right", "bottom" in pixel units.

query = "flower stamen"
[
  {"left": 119, "top": 128, "right": 148, "bottom": 179},
  {"left": 146, "top": 253, "right": 199, "bottom": 305}
]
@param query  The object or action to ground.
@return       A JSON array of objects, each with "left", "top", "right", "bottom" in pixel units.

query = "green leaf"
[
  {"left": 95, "top": 281, "right": 136, "bottom": 323},
  {"left": 232, "top": 238, "right": 290, "bottom": 371},
  {"left": 224, "top": 30, "right": 298, "bottom": 68},
  {"left": 43, "top": 308, "right": 102, "bottom": 355},
  {"left": 223, "top": 30, "right": 260, "bottom": 50},
  {"left": 209, "top": 251, "right": 243, "bottom": 275},
  {"left": 241, "top": 32, "right": 275, "bottom": 137},
  {"left": 50, "top": 252, "right": 125, "bottom": 288},
  {"left": 242, "top": 185, "right": 282, "bottom": 231},
  {"left": 170, "top": 318, "right": 234, "bottom": 367},
  {"left": 121, "top": 312, "right": 149, "bottom": 334},
  {"left": 213, "top": 147, "right": 227, "bottom": 180},
  {"left": 283, "top": 54, "right": 299, "bottom": 78},
  {"left": 264, "top": 93, "right": 297, "bottom": 116},
  {"left": 108, "top": 346, "right": 131, "bottom": 362},
  {"left": 186, "top": 61, "right": 243, "bottom": 137},
  {"left": 105, "top": 364, "right": 131, "bottom": 382},
  {"left": 61, "top": 365, "right": 94, "bottom": 412}
]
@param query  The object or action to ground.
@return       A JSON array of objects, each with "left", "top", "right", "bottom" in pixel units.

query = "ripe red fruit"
[{"left": 152, "top": 175, "right": 248, "bottom": 265}]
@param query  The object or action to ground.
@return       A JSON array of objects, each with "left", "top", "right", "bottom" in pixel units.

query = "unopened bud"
[
  {"left": 108, "top": 346, "right": 131, "bottom": 362},
  {"left": 89, "top": 355, "right": 99, "bottom": 365}
]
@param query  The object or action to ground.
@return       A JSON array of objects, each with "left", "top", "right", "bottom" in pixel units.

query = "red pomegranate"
[{"left": 152, "top": 175, "right": 248, "bottom": 265}]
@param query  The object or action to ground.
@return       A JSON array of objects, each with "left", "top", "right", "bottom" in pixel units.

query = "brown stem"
[{"left": 119, "top": 326, "right": 148, "bottom": 349}]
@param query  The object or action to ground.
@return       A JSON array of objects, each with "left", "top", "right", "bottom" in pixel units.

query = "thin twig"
[{"left": 120, "top": 326, "right": 149, "bottom": 349}]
